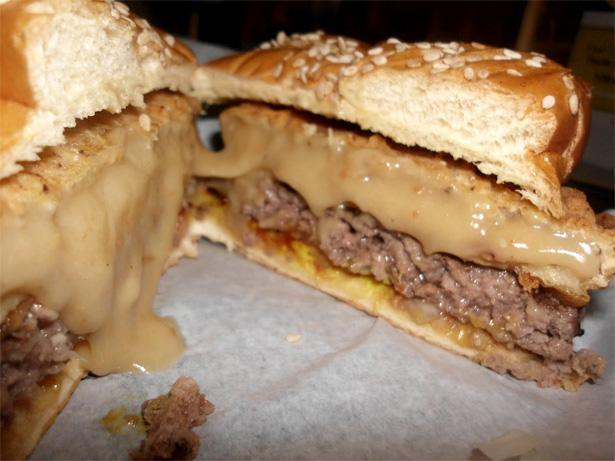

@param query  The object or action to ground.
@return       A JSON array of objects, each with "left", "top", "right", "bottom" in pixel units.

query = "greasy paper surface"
[
  {"left": 33, "top": 42, "right": 614, "bottom": 460},
  {"left": 33, "top": 240, "right": 615, "bottom": 460}
]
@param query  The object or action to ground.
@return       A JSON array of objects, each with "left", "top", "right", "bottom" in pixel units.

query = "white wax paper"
[
  {"left": 31, "top": 42, "right": 614, "bottom": 461},
  {"left": 32, "top": 240, "right": 615, "bottom": 460}
]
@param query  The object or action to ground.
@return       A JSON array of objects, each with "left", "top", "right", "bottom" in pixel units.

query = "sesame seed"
[
  {"left": 443, "top": 56, "right": 465, "bottom": 68},
  {"left": 442, "top": 47, "right": 459, "bottom": 55},
  {"left": 325, "top": 73, "right": 338, "bottom": 82},
  {"left": 276, "top": 31, "right": 288, "bottom": 45},
  {"left": 569, "top": 93, "right": 579, "bottom": 114},
  {"left": 432, "top": 61, "right": 450, "bottom": 73},
  {"left": 136, "top": 18, "right": 150, "bottom": 29},
  {"left": 406, "top": 59, "right": 421, "bottom": 68},
  {"left": 503, "top": 49, "right": 522, "bottom": 59},
  {"left": 121, "top": 16, "right": 136, "bottom": 28},
  {"left": 138, "top": 114, "right": 151, "bottom": 131},
  {"left": 478, "top": 69, "right": 489, "bottom": 79},
  {"left": 293, "top": 58, "right": 306, "bottom": 68},
  {"left": 354, "top": 50, "right": 365, "bottom": 59},
  {"left": 361, "top": 63, "right": 376, "bottom": 73},
  {"left": 423, "top": 49, "right": 443, "bottom": 62},
  {"left": 368, "top": 46, "right": 384, "bottom": 56},
  {"left": 530, "top": 51, "right": 545, "bottom": 57},
  {"left": 338, "top": 36, "right": 347, "bottom": 51},
  {"left": 304, "top": 33, "right": 321, "bottom": 41},
  {"left": 463, "top": 67, "right": 475, "bottom": 80},
  {"left": 346, "top": 39, "right": 359, "bottom": 48},
  {"left": 542, "top": 95, "right": 555, "bottom": 109},
  {"left": 416, "top": 42, "right": 431, "bottom": 49},
  {"left": 387, "top": 37, "right": 401, "bottom": 44},
  {"left": 341, "top": 65, "right": 359, "bottom": 77},
  {"left": 260, "top": 42, "right": 272, "bottom": 50},
  {"left": 137, "top": 31, "right": 153, "bottom": 46},
  {"left": 506, "top": 69, "right": 523, "bottom": 77},
  {"left": 316, "top": 81, "right": 334, "bottom": 99},
  {"left": 115, "top": 2, "right": 129, "bottom": 15},
  {"left": 562, "top": 75, "right": 575, "bottom": 90},
  {"left": 450, "top": 41, "right": 460, "bottom": 49},
  {"left": 164, "top": 34, "right": 175, "bottom": 47},
  {"left": 283, "top": 52, "right": 294, "bottom": 61},
  {"left": 372, "top": 55, "right": 388, "bottom": 66},
  {"left": 272, "top": 63, "right": 284, "bottom": 78},
  {"left": 471, "top": 42, "right": 486, "bottom": 50},
  {"left": 110, "top": 7, "right": 120, "bottom": 19},
  {"left": 493, "top": 54, "right": 511, "bottom": 61},
  {"left": 309, "top": 62, "right": 321, "bottom": 75},
  {"left": 466, "top": 55, "right": 483, "bottom": 63},
  {"left": 299, "top": 68, "right": 308, "bottom": 84},
  {"left": 395, "top": 43, "right": 410, "bottom": 52},
  {"left": 326, "top": 54, "right": 354, "bottom": 64},
  {"left": 308, "top": 47, "right": 318, "bottom": 58},
  {"left": 525, "top": 58, "right": 542, "bottom": 68}
]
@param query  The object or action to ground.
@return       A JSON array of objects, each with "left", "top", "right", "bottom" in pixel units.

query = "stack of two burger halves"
[{"left": 1, "top": 1, "right": 614, "bottom": 458}]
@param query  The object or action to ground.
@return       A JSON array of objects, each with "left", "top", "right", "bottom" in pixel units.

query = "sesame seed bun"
[
  {"left": 192, "top": 32, "right": 591, "bottom": 218},
  {"left": 0, "top": 0, "right": 196, "bottom": 180}
]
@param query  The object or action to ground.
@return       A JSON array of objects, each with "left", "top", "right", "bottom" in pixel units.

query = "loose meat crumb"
[{"left": 131, "top": 377, "right": 214, "bottom": 461}]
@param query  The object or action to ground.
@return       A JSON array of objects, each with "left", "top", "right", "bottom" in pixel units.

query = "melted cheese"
[
  {"left": 193, "top": 105, "right": 600, "bottom": 282},
  {"left": 0, "top": 104, "right": 196, "bottom": 375}
]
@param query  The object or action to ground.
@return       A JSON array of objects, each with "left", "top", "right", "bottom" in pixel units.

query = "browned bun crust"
[
  {"left": 192, "top": 32, "right": 592, "bottom": 218},
  {"left": 0, "top": 0, "right": 196, "bottom": 180},
  {"left": 0, "top": 359, "right": 85, "bottom": 460}
]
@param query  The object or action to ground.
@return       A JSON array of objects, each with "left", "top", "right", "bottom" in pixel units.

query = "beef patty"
[
  {"left": 214, "top": 170, "right": 602, "bottom": 372},
  {"left": 1, "top": 298, "right": 76, "bottom": 419}
]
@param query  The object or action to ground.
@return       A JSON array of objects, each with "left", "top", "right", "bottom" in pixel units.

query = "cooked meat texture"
[
  {"left": 1, "top": 298, "right": 76, "bottom": 419},
  {"left": 480, "top": 349, "right": 605, "bottom": 391},
  {"left": 226, "top": 172, "right": 602, "bottom": 374},
  {"left": 228, "top": 170, "right": 317, "bottom": 243},
  {"left": 131, "top": 376, "right": 214, "bottom": 461}
]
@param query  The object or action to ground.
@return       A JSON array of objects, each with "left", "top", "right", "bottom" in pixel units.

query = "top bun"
[
  {"left": 0, "top": 0, "right": 196, "bottom": 180},
  {"left": 193, "top": 31, "right": 591, "bottom": 218}
]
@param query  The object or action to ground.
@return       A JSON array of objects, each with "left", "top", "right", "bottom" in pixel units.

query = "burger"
[
  {"left": 189, "top": 31, "right": 615, "bottom": 391},
  {"left": 0, "top": 0, "right": 200, "bottom": 457}
]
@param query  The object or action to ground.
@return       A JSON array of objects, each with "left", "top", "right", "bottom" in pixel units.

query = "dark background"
[
  {"left": 127, "top": 0, "right": 614, "bottom": 210},
  {"left": 129, "top": 1, "right": 611, "bottom": 65}
]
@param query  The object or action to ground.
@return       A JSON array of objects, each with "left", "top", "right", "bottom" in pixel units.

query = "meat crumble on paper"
[{"left": 131, "top": 377, "right": 214, "bottom": 461}]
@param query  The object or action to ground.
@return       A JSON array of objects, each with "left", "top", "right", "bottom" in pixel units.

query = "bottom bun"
[
  {"left": 189, "top": 189, "right": 599, "bottom": 391},
  {"left": 1, "top": 359, "right": 85, "bottom": 460}
]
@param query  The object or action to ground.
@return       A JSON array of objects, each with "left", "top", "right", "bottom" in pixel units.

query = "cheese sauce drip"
[
  {"left": 193, "top": 104, "right": 600, "bottom": 282},
  {"left": 0, "top": 105, "right": 196, "bottom": 375}
]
